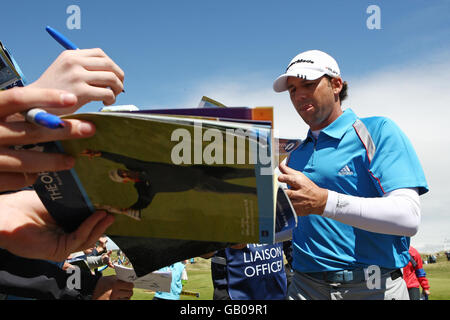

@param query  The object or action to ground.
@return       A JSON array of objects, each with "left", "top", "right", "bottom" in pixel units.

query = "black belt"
[{"left": 303, "top": 268, "right": 402, "bottom": 284}]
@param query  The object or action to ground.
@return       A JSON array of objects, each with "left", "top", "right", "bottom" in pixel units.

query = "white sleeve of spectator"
[{"left": 322, "top": 188, "right": 420, "bottom": 236}]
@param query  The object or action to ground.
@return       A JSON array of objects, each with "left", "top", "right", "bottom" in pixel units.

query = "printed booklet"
[{"left": 33, "top": 106, "right": 299, "bottom": 275}]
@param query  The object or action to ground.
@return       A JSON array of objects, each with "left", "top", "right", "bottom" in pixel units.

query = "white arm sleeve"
[{"left": 322, "top": 188, "right": 420, "bottom": 236}]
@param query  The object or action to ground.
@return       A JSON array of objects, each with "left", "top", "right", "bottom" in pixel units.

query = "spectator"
[
  {"left": 428, "top": 255, "right": 437, "bottom": 264},
  {"left": 0, "top": 248, "right": 133, "bottom": 300},
  {"left": 93, "top": 236, "right": 109, "bottom": 256},
  {"left": 0, "top": 43, "right": 131, "bottom": 300},
  {"left": 403, "top": 246, "right": 430, "bottom": 300},
  {"left": 28, "top": 48, "right": 125, "bottom": 114},
  {"left": 66, "top": 247, "right": 114, "bottom": 273},
  {"left": 202, "top": 242, "right": 291, "bottom": 300},
  {"left": 0, "top": 185, "right": 114, "bottom": 262},
  {"left": 152, "top": 261, "right": 186, "bottom": 300},
  {"left": 0, "top": 42, "right": 124, "bottom": 260},
  {"left": 181, "top": 261, "right": 188, "bottom": 286}
]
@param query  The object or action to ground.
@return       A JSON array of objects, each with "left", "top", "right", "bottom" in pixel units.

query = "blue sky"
[
  {"left": 2, "top": 0, "right": 450, "bottom": 252},
  {"left": 3, "top": 1, "right": 449, "bottom": 109}
]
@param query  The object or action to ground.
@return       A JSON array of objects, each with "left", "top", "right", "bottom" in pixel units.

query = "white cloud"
[
  {"left": 346, "top": 56, "right": 450, "bottom": 252},
  {"left": 174, "top": 73, "right": 310, "bottom": 139},
  {"left": 178, "top": 53, "right": 450, "bottom": 252}
]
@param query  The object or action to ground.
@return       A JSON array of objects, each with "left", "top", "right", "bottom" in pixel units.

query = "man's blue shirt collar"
[{"left": 306, "top": 108, "right": 357, "bottom": 141}]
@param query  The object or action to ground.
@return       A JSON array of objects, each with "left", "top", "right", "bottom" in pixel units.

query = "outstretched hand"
[
  {"left": 278, "top": 162, "right": 328, "bottom": 216},
  {"left": 0, "top": 87, "right": 96, "bottom": 192},
  {"left": 0, "top": 190, "right": 115, "bottom": 262},
  {"left": 29, "top": 48, "right": 125, "bottom": 114},
  {"left": 92, "top": 275, "right": 134, "bottom": 300},
  {"left": 101, "top": 250, "right": 115, "bottom": 268}
]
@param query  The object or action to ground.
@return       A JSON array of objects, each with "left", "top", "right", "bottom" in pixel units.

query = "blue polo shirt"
[{"left": 287, "top": 108, "right": 428, "bottom": 272}]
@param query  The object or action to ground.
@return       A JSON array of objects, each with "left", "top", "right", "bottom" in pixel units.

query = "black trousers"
[{"left": 408, "top": 287, "right": 421, "bottom": 300}]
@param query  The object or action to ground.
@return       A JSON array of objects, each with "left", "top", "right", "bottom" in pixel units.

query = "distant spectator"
[
  {"left": 181, "top": 262, "right": 188, "bottom": 286},
  {"left": 66, "top": 249, "right": 114, "bottom": 272},
  {"left": 428, "top": 255, "right": 437, "bottom": 264},
  {"left": 93, "top": 236, "right": 109, "bottom": 256},
  {"left": 403, "top": 246, "right": 431, "bottom": 300},
  {"left": 153, "top": 261, "right": 186, "bottom": 300},
  {"left": 201, "top": 242, "right": 291, "bottom": 300}
]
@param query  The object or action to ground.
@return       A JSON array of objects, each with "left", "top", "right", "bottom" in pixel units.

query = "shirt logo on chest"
[{"left": 338, "top": 165, "right": 354, "bottom": 176}]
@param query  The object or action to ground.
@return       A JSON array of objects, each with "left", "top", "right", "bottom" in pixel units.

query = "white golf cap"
[{"left": 273, "top": 50, "right": 341, "bottom": 92}]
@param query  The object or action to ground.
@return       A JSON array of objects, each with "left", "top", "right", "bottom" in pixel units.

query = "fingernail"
[
  {"left": 60, "top": 93, "right": 77, "bottom": 105},
  {"left": 78, "top": 122, "right": 95, "bottom": 135}
]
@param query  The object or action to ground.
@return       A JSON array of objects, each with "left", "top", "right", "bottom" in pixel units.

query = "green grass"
[
  {"left": 422, "top": 253, "right": 450, "bottom": 300},
  {"left": 103, "top": 257, "right": 213, "bottom": 300},
  {"left": 105, "top": 254, "right": 450, "bottom": 300},
  {"left": 130, "top": 258, "right": 214, "bottom": 300}
]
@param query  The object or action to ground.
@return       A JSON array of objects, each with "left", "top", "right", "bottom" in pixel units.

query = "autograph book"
[{"left": 33, "top": 107, "right": 298, "bottom": 275}]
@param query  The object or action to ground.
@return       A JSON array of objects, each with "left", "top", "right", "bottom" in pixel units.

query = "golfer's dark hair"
[
  {"left": 325, "top": 75, "right": 348, "bottom": 103},
  {"left": 340, "top": 81, "right": 348, "bottom": 102}
]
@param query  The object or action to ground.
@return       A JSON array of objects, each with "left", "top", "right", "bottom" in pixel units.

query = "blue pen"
[
  {"left": 45, "top": 26, "right": 78, "bottom": 50},
  {"left": 25, "top": 108, "right": 65, "bottom": 129},
  {"left": 2, "top": 40, "right": 65, "bottom": 130}
]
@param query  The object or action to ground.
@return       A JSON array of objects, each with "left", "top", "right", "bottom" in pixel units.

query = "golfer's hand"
[{"left": 278, "top": 162, "right": 328, "bottom": 216}]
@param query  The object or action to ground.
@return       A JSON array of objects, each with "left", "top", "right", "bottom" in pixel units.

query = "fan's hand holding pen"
[
  {"left": 28, "top": 48, "right": 125, "bottom": 114},
  {"left": 28, "top": 27, "right": 125, "bottom": 114},
  {"left": 0, "top": 86, "right": 96, "bottom": 191}
]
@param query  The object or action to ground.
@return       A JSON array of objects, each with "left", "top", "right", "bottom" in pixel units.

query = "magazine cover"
[{"left": 34, "top": 112, "right": 277, "bottom": 244}]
